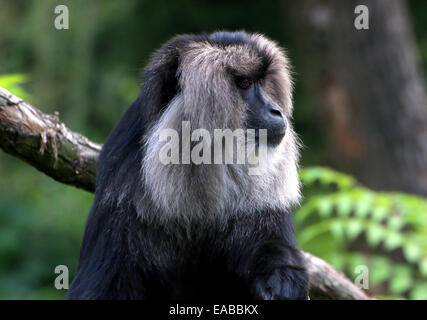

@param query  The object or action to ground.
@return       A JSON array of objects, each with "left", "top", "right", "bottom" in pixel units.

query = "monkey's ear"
[{"left": 140, "top": 34, "right": 206, "bottom": 117}]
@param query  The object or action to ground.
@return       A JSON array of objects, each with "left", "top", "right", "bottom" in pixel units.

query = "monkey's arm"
[
  {"left": 248, "top": 240, "right": 309, "bottom": 300},
  {"left": 231, "top": 210, "right": 309, "bottom": 300},
  {"left": 67, "top": 201, "right": 146, "bottom": 300}
]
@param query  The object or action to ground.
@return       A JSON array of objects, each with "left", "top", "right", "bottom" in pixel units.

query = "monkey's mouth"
[
  {"left": 267, "top": 130, "right": 286, "bottom": 147},
  {"left": 252, "top": 128, "right": 286, "bottom": 147}
]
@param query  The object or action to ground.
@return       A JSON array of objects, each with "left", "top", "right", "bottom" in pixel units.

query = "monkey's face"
[
  {"left": 176, "top": 32, "right": 294, "bottom": 152},
  {"left": 235, "top": 76, "right": 287, "bottom": 147}
]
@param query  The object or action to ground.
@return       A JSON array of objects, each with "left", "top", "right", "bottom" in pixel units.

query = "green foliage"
[
  {"left": 0, "top": 72, "right": 91, "bottom": 298},
  {"left": 296, "top": 167, "right": 427, "bottom": 299},
  {"left": 0, "top": 74, "right": 31, "bottom": 100},
  {"left": 0, "top": 152, "right": 92, "bottom": 299}
]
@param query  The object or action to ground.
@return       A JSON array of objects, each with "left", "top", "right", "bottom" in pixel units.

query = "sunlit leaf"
[
  {"left": 346, "top": 220, "right": 364, "bottom": 240},
  {"left": 366, "top": 224, "right": 385, "bottom": 246},
  {"left": 336, "top": 175, "right": 357, "bottom": 189},
  {"left": 403, "top": 242, "right": 423, "bottom": 263},
  {"left": 299, "top": 167, "right": 356, "bottom": 189},
  {"left": 371, "top": 257, "right": 392, "bottom": 285},
  {"left": 410, "top": 282, "right": 427, "bottom": 300},
  {"left": 390, "top": 266, "right": 412, "bottom": 294},
  {"left": 297, "top": 221, "right": 332, "bottom": 246},
  {"left": 294, "top": 202, "right": 315, "bottom": 224},
  {"left": 420, "top": 258, "right": 427, "bottom": 277},
  {"left": 383, "top": 231, "right": 403, "bottom": 251},
  {"left": 354, "top": 191, "right": 374, "bottom": 218},
  {"left": 330, "top": 220, "right": 345, "bottom": 240},
  {"left": 0, "top": 74, "right": 30, "bottom": 100},
  {"left": 388, "top": 215, "right": 405, "bottom": 230},
  {"left": 347, "top": 254, "right": 367, "bottom": 274},
  {"left": 328, "top": 254, "right": 345, "bottom": 271},
  {"left": 336, "top": 194, "right": 353, "bottom": 216},
  {"left": 299, "top": 167, "right": 321, "bottom": 186},
  {"left": 372, "top": 194, "right": 392, "bottom": 222},
  {"left": 317, "top": 198, "right": 333, "bottom": 218}
]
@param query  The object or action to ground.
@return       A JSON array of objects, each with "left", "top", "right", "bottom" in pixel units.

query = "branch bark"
[
  {"left": 0, "top": 86, "right": 100, "bottom": 192},
  {"left": 0, "top": 86, "right": 370, "bottom": 300},
  {"left": 303, "top": 252, "right": 370, "bottom": 300}
]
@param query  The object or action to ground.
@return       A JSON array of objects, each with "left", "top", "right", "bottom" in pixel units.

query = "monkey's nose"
[
  {"left": 268, "top": 106, "right": 287, "bottom": 135},
  {"left": 270, "top": 106, "right": 283, "bottom": 118}
]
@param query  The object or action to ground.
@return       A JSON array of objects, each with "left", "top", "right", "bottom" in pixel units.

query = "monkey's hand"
[
  {"left": 249, "top": 241, "right": 309, "bottom": 300},
  {"left": 252, "top": 265, "right": 308, "bottom": 300}
]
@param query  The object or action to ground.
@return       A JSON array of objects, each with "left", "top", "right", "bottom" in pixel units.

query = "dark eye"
[{"left": 237, "top": 79, "right": 253, "bottom": 89}]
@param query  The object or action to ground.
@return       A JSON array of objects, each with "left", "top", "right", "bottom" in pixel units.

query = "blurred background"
[{"left": 0, "top": 0, "right": 426, "bottom": 299}]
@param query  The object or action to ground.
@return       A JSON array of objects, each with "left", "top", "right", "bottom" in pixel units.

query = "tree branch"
[
  {"left": 304, "top": 252, "right": 370, "bottom": 300},
  {"left": 0, "top": 86, "right": 100, "bottom": 192},
  {"left": 0, "top": 86, "right": 371, "bottom": 300}
]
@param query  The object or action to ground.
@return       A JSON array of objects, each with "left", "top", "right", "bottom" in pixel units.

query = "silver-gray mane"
[{"left": 140, "top": 33, "right": 301, "bottom": 225}]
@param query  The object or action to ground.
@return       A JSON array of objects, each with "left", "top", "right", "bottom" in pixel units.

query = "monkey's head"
[{"left": 140, "top": 31, "right": 300, "bottom": 222}]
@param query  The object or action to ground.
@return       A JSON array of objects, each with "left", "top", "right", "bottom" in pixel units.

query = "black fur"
[{"left": 67, "top": 31, "right": 308, "bottom": 300}]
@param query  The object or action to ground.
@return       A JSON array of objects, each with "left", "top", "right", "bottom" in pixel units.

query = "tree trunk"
[{"left": 287, "top": 0, "right": 427, "bottom": 196}]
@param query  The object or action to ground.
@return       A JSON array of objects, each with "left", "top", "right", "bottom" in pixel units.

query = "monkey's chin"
[
  {"left": 267, "top": 134, "right": 285, "bottom": 147},
  {"left": 252, "top": 127, "right": 287, "bottom": 148},
  {"left": 253, "top": 131, "right": 285, "bottom": 148}
]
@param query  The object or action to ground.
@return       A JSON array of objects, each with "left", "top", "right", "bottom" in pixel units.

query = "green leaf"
[
  {"left": 299, "top": 167, "right": 356, "bottom": 189},
  {"left": 410, "top": 282, "right": 427, "bottom": 300},
  {"left": 330, "top": 220, "right": 345, "bottom": 240},
  {"left": 348, "top": 254, "right": 367, "bottom": 272},
  {"left": 387, "top": 215, "right": 405, "bottom": 230},
  {"left": 317, "top": 198, "right": 333, "bottom": 218},
  {"left": 383, "top": 231, "right": 403, "bottom": 251},
  {"left": 371, "top": 257, "right": 392, "bottom": 285},
  {"left": 297, "top": 221, "right": 332, "bottom": 246},
  {"left": 372, "top": 194, "right": 392, "bottom": 222},
  {"left": 366, "top": 224, "right": 385, "bottom": 247},
  {"left": 294, "top": 202, "right": 315, "bottom": 224},
  {"left": 390, "top": 265, "right": 412, "bottom": 294},
  {"left": 0, "top": 73, "right": 28, "bottom": 86},
  {"left": 403, "top": 242, "right": 423, "bottom": 263},
  {"left": 0, "top": 74, "right": 30, "bottom": 100},
  {"left": 328, "top": 254, "right": 345, "bottom": 271},
  {"left": 346, "top": 220, "right": 364, "bottom": 240},
  {"left": 371, "top": 205, "right": 388, "bottom": 222},
  {"left": 354, "top": 191, "right": 374, "bottom": 218},
  {"left": 335, "top": 175, "right": 356, "bottom": 189},
  {"left": 336, "top": 194, "right": 353, "bottom": 216},
  {"left": 420, "top": 258, "right": 427, "bottom": 277},
  {"left": 299, "top": 167, "right": 322, "bottom": 186}
]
